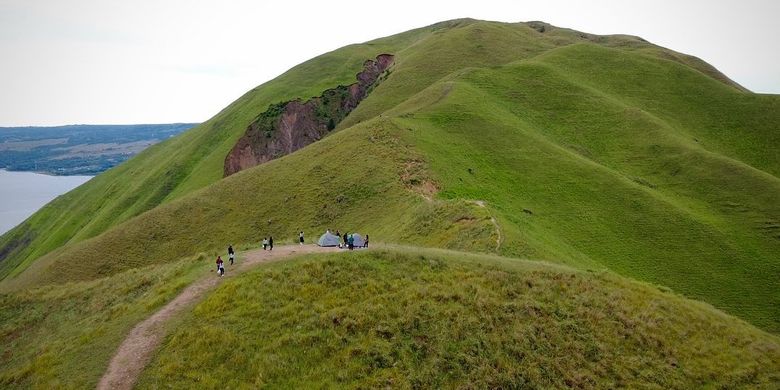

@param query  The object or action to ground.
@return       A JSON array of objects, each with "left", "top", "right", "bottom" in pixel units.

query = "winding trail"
[
  {"left": 97, "top": 244, "right": 333, "bottom": 390},
  {"left": 473, "top": 200, "right": 503, "bottom": 252}
]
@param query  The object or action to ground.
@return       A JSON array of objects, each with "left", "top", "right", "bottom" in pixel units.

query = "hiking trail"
[
  {"left": 473, "top": 200, "right": 503, "bottom": 252},
  {"left": 97, "top": 245, "right": 333, "bottom": 390}
]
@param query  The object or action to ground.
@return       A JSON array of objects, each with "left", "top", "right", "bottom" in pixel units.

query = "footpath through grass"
[
  {"left": 0, "top": 256, "right": 202, "bottom": 389},
  {"left": 139, "top": 248, "right": 780, "bottom": 388}
]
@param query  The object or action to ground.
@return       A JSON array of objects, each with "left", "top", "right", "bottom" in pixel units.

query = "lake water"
[{"left": 0, "top": 169, "right": 92, "bottom": 235}]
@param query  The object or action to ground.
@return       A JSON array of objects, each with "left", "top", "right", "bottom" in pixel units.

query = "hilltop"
[
  {"left": 3, "top": 247, "right": 777, "bottom": 388},
  {"left": 1, "top": 18, "right": 776, "bottom": 332},
  {"left": 0, "top": 18, "right": 778, "bottom": 387}
]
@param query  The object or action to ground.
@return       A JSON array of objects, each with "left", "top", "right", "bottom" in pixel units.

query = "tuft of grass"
[{"left": 139, "top": 248, "right": 780, "bottom": 388}]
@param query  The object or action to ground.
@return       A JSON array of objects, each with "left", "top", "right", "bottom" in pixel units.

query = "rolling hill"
[
  {"left": 0, "top": 18, "right": 779, "bottom": 388},
  {"left": 1, "top": 19, "right": 776, "bottom": 332},
  {"left": 137, "top": 248, "right": 779, "bottom": 389}
]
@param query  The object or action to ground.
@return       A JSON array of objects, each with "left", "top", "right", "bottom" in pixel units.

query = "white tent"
[{"left": 318, "top": 231, "right": 341, "bottom": 247}]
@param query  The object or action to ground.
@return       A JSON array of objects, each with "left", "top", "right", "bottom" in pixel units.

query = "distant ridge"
[{"left": 0, "top": 123, "right": 198, "bottom": 175}]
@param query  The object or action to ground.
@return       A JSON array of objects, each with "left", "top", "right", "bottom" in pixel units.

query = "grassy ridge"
[
  {"left": 138, "top": 248, "right": 780, "bottom": 388},
  {"left": 388, "top": 44, "right": 779, "bottom": 331},
  {"left": 0, "top": 255, "right": 203, "bottom": 389},
  {"left": 2, "top": 20, "right": 777, "bottom": 333},
  {"left": 0, "top": 24, "right": 430, "bottom": 281},
  {"left": 0, "top": 119, "right": 497, "bottom": 290},
  {"left": 0, "top": 19, "right": 740, "bottom": 282}
]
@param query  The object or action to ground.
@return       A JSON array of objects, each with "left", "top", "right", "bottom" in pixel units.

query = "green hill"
[
  {"left": 138, "top": 249, "right": 779, "bottom": 388},
  {"left": 0, "top": 16, "right": 777, "bottom": 340},
  {"left": 2, "top": 248, "right": 778, "bottom": 388}
]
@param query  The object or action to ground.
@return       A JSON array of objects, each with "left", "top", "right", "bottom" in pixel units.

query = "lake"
[{"left": 0, "top": 169, "right": 92, "bottom": 235}]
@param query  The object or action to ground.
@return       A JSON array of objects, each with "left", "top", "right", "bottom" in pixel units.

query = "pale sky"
[{"left": 0, "top": 0, "right": 777, "bottom": 126}]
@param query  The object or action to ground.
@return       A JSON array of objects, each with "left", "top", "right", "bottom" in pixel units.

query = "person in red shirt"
[{"left": 216, "top": 256, "right": 225, "bottom": 276}]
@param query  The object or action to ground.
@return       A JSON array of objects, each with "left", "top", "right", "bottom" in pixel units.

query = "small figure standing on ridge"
[
  {"left": 269, "top": 236, "right": 274, "bottom": 251},
  {"left": 364, "top": 234, "right": 369, "bottom": 248},
  {"left": 228, "top": 244, "right": 235, "bottom": 265},
  {"left": 299, "top": 231, "right": 305, "bottom": 245},
  {"left": 343, "top": 232, "right": 348, "bottom": 247},
  {"left": 216, "top": 256, "right": 225, "bottom": 276},
  {"left": 348, "top": 234, "right": 355, "bottom": 251},
  {"left": 262, "top": 237, "right": 268, "bottom": 250}
]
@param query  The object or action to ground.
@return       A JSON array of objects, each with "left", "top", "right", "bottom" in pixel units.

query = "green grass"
[
  {"left": 2, "top": 19, "right": 777, "bottom": 334},
  {"left": 0, "top": 17, "right": 775, "bottom": 389},
  {"left": 0, "top": 19, "right": 739, "bottom": 283},
  {"left": 0, "top": 118, "right": 497, "bottom": 291},
  {"left": 384, "top": 43, "right": 779, "bottom": 331},
  {"left": 0, "top": 255, "right": 205, "bottom": 389},
  {"left": 138, "top": 248, "right": 780, "bottom": 388}
]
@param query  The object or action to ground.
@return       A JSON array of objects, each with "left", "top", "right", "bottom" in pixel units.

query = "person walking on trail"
[
  {"left": 228, "top": 245, "right": 235, "bottom": 265},
  {"left": 364, "top": 234, "right": 369, "bottom": 248},
  {"left": 262, "top": 237, "right": 268, "bottom": 250},
  {"left": 299, "top": 231, "right": 305, "bottom": 245},
  {"left": 216, "top": 256, "right": 225, "bottom": 276},
  {"left": 269, "top": 236, "right": 274, "bottom": 251},
  {"left": 348, "top": 234, "right": 355, "bottom": 250}
]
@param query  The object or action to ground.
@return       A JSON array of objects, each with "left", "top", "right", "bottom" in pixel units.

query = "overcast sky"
[{"left": 0, "top": 0, "right": 777, "bottom": 126}]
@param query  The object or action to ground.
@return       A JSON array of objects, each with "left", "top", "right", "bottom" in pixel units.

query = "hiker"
[
  {"left": 262, "top": 237, "right": 268, "bottom": 250},
  {"left": 364, "top": 234, "right": 369, "bottom": 248},
  {"left": 228, "top": 244, "right": 235, "bottom": 265},
  {"left": 343, "top": 232, "right": 348, "bottom": 247},
  {"left": 299, "top": 231, "right": 305, "bottom": 245},
  {"left": 216, "top": 256, "right": 225, "bottom": 276},
  {"left": 348, "top": 234, "right": 355, "bottom": 250},
  {"left": 269, "top": 236, "right": 274, "bottom": 251}
]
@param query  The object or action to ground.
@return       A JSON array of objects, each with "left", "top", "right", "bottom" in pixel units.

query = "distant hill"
[
  {"left": 0, "top": 18, "right": 777, "bottom": 337},
  {"left": 0, "top": 123, "right": 197, "bottom": 175}
]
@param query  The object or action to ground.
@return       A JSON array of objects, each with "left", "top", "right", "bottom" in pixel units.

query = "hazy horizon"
[{"left": 1, "top": 0, "right": 778, "bottom": 127}]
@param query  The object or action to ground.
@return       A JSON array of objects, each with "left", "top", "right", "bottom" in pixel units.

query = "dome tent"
[
  {"left": 350, "top": 233, "right": 366, "bottom": 247},
  {"left": 318, "top": 231, "right": 341, "bottom": 247}
]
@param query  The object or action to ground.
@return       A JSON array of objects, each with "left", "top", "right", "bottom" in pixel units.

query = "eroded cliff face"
[{"left": 224, "top": 54, "right": 394, "bottom": 176}]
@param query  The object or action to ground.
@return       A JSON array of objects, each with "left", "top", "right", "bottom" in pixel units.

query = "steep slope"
[
  {"left": 0, "top": 27, "right": 426, "bottom": 281},
  {"left": 1, "top": 19, "right": 777, "bottom": 334},
  {"left": 387, "top": 44, "right": 780, "bottom": 330},
  {"left": 0, "top": 19, "right": 743, "bottom": 282},
  {"left": 138, "top": 249, "right": 780, "bottom": 388},
  {"left": 225, "top": 54, "right": 395, "bottom": 176}
]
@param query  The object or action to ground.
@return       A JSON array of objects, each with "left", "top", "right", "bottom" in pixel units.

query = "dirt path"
[
  {"left": 473, "top": 200, "right": 503, "bottom": 252},
  {"left": 97, "top": 244, "right": 333, "bottom": 390}
]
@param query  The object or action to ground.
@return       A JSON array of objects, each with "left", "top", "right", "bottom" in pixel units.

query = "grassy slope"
[
  {"left": 1, "top": 20, "right": 776, "bottom": 334},
  {"left": 0, "top": 255, "right": 202, "bottom": 389},
  {"left": 0, "top": 19, "right": 735, "bottom": 282},
  {"left": 0, "top": 23, "right": 429, "bottom": 281},
  {"left": 138, "top": 248, "right": 780, "bottom": 389},
  {"left": 388, "top": 44, "right": 779, "bottom": 331},
  {"left": 0, "top": 118, "right": 496, "bottom": 290}
]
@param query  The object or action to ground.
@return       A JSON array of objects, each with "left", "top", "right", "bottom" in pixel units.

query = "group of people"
[
  {"left": 215, "top": 244, "right": 235, "bottom": 276},
  {"left": 215, "top": 229, "right": 369, "bottom": 276}
]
